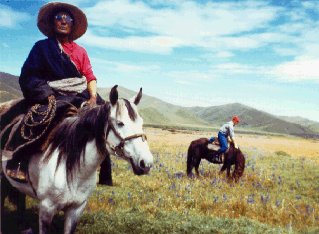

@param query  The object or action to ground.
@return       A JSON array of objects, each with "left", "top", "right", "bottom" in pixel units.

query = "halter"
[{"left": 105, "top": 118, "right": 147, "bottom": 160}]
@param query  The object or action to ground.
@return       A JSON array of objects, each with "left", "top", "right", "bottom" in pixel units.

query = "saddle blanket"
[{"left": 207, "top": 142, "right": 230, "bottom": 152}]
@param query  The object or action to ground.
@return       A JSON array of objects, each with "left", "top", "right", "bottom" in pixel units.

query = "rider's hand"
[
  {"left": 86, "top": 95, "right": 97, "bottom": 107},
  {"left": 234, "top": 144, "right": 239, "bottom": 149}
]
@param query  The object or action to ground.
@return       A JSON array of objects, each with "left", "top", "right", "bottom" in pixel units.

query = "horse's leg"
[
  {"left": 1, "top": 173, "right": 8, "bottom": 214},
  {"left": 98, "top": 153, "right": 113, "bottom": 186},
  {"left": 39, "top": 201, "right": 57, "bottom": 234},
  {"left": 194, "top": 158, "right": 201, "bottom": 177},
  {"left": 232, "top": 163, "right": 239, "bottom": 182},
  {"left": 187, "top": 163, "right": 194, "bottom": 178},
  {"left": 1, "top": 174, "right": 31, "bottom": 233},
  {"left": 1, "top": 173, "right": 9, "bottom": 233},
  {"left": 64, "top": 201, "right": 87, "bottom": 234},
  {"left": 186, "top": 145, "right": 193, "bottom": 177},
  {"left": 16, "top": 192, "right": 30, "bottom": 233},
  {"left": 219, "top": 163, "right": 227, "bottom": 175},
  {"left": 232, "top": 152, "right": 245, "bottom": 182},
  {"left": 226, "top": 166, "right": 231, "bottom": 178}
]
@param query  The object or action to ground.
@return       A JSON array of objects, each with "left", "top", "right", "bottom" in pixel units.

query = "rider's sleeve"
[
  {"left": 19, "top": 42, "right": 54, "bottom": 103},
  {"left": 78, "top": 46, "right": 97, "bottom": 83},
  {"left": 229, "top": 124, "right": 235, "bottom": 139}
]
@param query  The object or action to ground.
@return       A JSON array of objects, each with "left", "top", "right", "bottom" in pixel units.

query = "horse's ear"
[
  {"left": 109, "top": 85, "right": 118, "bottom": 106},
  {"left": 132, "top": 88, "right": 142, "bottom": 105}
]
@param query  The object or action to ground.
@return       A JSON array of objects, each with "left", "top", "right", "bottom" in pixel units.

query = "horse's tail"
[
  {"left": 186, "top": 142, "right": 194, "bottom": 175},
  {"left": 233, "top": 149, "right": 245, "bottom": 182}
]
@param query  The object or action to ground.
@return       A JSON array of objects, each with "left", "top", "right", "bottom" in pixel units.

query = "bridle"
[{"left": 104, "top": 118, "right": 147, "bottom": 160}]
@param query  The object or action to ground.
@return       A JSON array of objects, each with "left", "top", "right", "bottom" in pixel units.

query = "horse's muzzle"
[{"left": 130, "top": 158, "right": 152, "bottom": 175}]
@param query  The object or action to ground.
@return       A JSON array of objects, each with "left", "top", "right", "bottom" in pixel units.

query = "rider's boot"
[
  {"left": 98, "top": 155, "right": 113, "bottom": 186},
  {"left": 208, "top": 137, "right": 215, "bottom": 144}
]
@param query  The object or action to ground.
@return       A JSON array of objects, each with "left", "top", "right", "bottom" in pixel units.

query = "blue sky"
[{"left": 1, "top": 0, "right": 319, "bottom": 122}]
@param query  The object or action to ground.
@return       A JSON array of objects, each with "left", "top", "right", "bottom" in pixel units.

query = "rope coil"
[{"left": 21, "top": 95, "right": 57, "bottom": 141}]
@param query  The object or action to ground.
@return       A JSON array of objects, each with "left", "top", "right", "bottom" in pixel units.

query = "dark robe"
[
  {"left": 1, "top": 37, "right": 112, "bottom": 185},
  {"left": 19, "top": 37, "right": 103, "bottom": 105}
]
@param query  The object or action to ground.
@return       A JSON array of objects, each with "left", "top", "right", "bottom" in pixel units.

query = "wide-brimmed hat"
[{"left": 37, "top": 2, "right": 87, "bottom": 41}]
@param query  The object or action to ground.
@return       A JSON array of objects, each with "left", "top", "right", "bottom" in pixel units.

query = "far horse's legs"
[
  {"left": 219, "top": 164, "right": 231, "bottom": 179},
  {"left": 187, "top": 163, "right": 194, "bottom": 177},
  {"left": 232, "top": 162, "right": 240, "bottom": 182},
  {"left": 219, "top": 164, "right": 227, "bottom": 174},
  {"left": 194, "top": 158, "right": 201, "bottom": 176},
  {"left": 64, "top": 201, "right": 87, "bottom": 234},
  {"left": 226, "top": 166, "right": 231, "bottom": 178}
]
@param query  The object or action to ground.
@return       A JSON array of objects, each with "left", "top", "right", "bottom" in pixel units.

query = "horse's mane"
[
  {"left": 45, "top": 103, "right": 110, "bottom": 177},
  {"left": 44, "top": 99, "right": 138, "bottom": 179}
]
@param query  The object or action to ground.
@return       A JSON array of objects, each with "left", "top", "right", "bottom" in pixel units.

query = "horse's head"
[
  {"left": 232, "top": 145, "right": 245, "bottom": 182},
  {"left": 106, "top": 85, "right": 153, "bottom": 175}
]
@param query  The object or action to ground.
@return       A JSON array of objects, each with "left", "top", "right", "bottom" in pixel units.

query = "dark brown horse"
[{"left": 186, "top": 138, "right": 245, "bottom": 182}]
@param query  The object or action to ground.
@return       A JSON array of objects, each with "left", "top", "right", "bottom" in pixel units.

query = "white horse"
[{"left": 2, "top": 85, "right": 153, "bottom": 234}]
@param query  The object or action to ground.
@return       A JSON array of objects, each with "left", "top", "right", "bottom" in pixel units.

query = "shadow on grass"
[{"left": 1, "top": 205, "right": 64, "bottom": 234}]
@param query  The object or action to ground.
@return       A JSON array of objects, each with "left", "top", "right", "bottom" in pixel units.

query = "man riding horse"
[
  {"left": 208, "top": 116, "right": 240, "bottom": 163},
  {"left": 1, "top": 2, "right": 111, "bottom": 185}
]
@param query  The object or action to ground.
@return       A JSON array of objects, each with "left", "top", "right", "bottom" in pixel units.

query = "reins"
[{"left": 105, "top": 118, "right": 147, "bottom": 160}]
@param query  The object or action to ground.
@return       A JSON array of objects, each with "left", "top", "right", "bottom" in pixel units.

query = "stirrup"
[
  {"left": 220, "top": 153, "right": 224, "bottom": 163},
  {"left": 216, "top": 153, "right": 224, "bottom": 163},
  {"left": 6, "top": 162, "right": 28, "bottom": 183}
]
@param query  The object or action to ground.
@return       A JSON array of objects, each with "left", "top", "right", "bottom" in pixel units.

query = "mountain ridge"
[{"left": 1, "top": 71, "right": 318, "bottom": 138}]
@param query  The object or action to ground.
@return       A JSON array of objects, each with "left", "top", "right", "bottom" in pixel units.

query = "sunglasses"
[{"left": 55, "top": 14, "right": 73, "bottom": 24}]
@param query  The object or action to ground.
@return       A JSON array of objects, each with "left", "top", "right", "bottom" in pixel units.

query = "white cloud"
[
  {"left": 169, "top": 70, "right": 217, "bottom": 83},
  {"left": 214, "top": 63, "right": 270, "bottom": 76},
  {"left": 91, "top": 57, "right": 160, "bottom": 73},
  {"left": 82, "top": 0, "right": 279, "bottom": 54},
  {"left": 271, "top": 59, "right": 319, "bottom": 82},
  {"left": 80, "top": 30, "right": 183, "bottom": 54},
  {"left": 0, "top": 4, "right": 30, "bottom": 28},
  {"left": 79, "top": 0, "right": 319, "bottom": 73},
  {"left": 212, "top": 60, "right": 319, "bottom": 83},
  {"left": 215, "top": 51, "right": 234, "bottom": 58},
  {"left": 80, "top": 1, "right": 319, "bottom": 85}
]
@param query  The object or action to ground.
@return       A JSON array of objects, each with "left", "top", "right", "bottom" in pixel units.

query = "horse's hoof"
[{"left": 187, "top": 173, "right": 195, "bottom": 179}]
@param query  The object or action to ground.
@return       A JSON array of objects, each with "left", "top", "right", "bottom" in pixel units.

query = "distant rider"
[{"left": 208, "top": 116, "right": 240, "bottom": 162}]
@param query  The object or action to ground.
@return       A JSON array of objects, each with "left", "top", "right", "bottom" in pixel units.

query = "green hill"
[
  {"left": 278, "top": 115, "right": 319, "bottom": 133},
  {"left": 98, "top": 86, "right": 209, "bottom": 126},
  {"left": 1, "top": 71, "right": 318, "bottom": 137},
  {"left": 0, "top": 72, "right": 22, "bottom": 102},
  {"left": 187, "top": 103, "right": 317, "bottom": 137}
]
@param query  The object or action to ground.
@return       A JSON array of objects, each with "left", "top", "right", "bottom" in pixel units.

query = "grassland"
[{"left": 2, "top": 128, "right": 319, "bottom": 233}]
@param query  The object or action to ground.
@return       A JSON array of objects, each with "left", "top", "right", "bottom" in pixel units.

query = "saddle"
[
  {"left": 1, "top": 98, "right": 78, "bottom": 183},
  {"left": 207, "top": 138, "right": 230, "bottom": 152},
  {"left": 206, "top": 138, "right": 230, "bottom": 163}
]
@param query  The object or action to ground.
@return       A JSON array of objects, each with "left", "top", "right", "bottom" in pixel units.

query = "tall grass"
[{"left": 2, "top": 128, "right": 319, "bottom": 233}]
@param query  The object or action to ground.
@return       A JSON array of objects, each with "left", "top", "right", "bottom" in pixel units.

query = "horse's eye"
[{"left": 117, "top": 121, "right": 124, "bottom": 127}]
